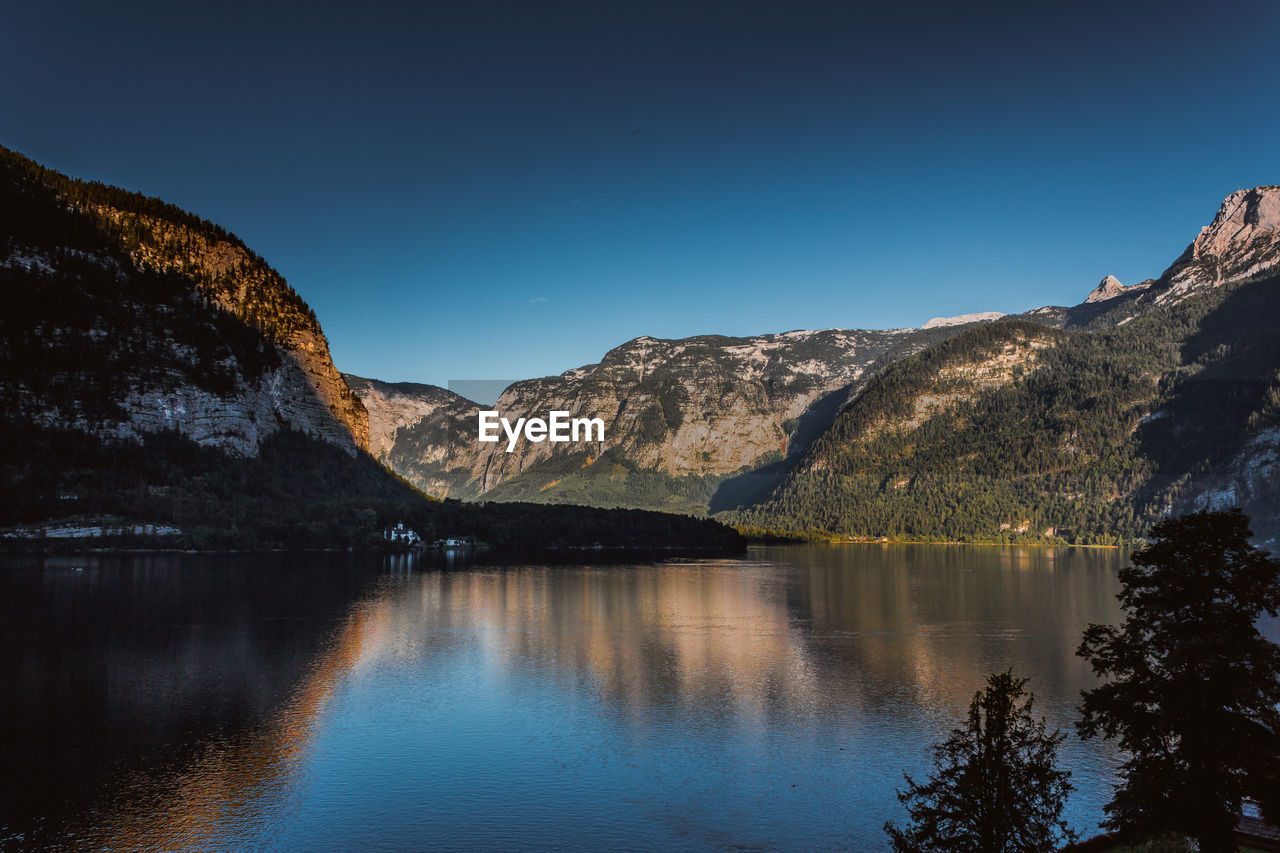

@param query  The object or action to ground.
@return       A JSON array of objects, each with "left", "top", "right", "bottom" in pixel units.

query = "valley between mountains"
[{"left": 4, "top": 143, "right": 1279, "bottom": 546}]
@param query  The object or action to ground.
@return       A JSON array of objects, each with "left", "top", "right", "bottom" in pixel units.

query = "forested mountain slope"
[
  {"left": 0, "top": 145, "right": 368, "bottom": 454},
  {"left": 729, "top": 271, "right": 1280, "bottom": 544}
]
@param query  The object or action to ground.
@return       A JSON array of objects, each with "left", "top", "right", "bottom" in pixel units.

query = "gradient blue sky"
[{"left": 4, "top": 0, "right": 1279, "bottom": 387}]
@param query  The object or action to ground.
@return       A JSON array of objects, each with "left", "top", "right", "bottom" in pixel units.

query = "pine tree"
[
  {"left": 884, "top": 670, "right": 1077, "bottom": 853},
  {"left": 1077, "top": 508, "right": 1280, "bottom": 852}
]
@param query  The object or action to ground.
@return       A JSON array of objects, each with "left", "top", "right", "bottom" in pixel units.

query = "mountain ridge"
[
  {"left": 357, "top": 184, "right": 1280, "bottom": 542},
  {"left": 353, "top": 325, "right": 978, "bottom": 511},
  {"left": 727, "top": 183, "right": 1280, "bottom": 542},
  {"left": 1156, "top": 185, "right": 1280, "bottom": 298},
  {"left": 12, "top": 137, "right": 1277, "bottom": 546}
]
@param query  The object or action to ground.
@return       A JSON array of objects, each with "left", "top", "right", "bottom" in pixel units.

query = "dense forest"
[
  {"left": 482, "top": 447, "right": 733, "bottom": 514},
  {"left": 0, "top": 146, "right": 323, "bottom": 349},
  {"left": 0, "top": 424, "right": 744, "bottom": 551},
  {"left": 728, "top": 273, "right": 1280, "bottom": 544},
  {"left": 0, "top": 164, "right": 275, "bottom": 423}
]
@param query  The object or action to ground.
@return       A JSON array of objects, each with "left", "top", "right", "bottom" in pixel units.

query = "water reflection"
[
  {"left": 94, "top": 595, "right": 393, "bottom": 851},
  {"left": 0, "top": 553, "right": 381, "bottom": 849},
  {"left": 2, "top": 546, "right": 1132, "bottom": 851}
]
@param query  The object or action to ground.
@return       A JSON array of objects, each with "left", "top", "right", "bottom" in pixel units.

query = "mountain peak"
[
  {"left": 1158, "top": 185, "right": 1280, "bottom": 296},
  {"left": 1085, "top": 275, "right": 1130, "bottom": 303},
  {"left": 1191, "top": 186, "right": 1280, "bottom": 257}
]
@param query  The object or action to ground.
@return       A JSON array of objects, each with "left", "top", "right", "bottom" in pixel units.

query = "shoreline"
[
  {"left": 825, "top": 539, "right": 1128, "bottom": 550},
  {"left": 743, "top": 537, "right": 1131, "bottom": 550},
  {"left": 0, "top": 542, "right": 748, "bottom": 559}
]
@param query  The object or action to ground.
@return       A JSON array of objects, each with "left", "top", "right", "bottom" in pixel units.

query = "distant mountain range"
[
  {"left": 353, "top": 185, "right": 1280, "bottom": 544},
  {"left": 347, "top": 326, "right": 965, "bottom": 511},
  {"left": 4, "top": 142, "right": 1277, "bottom": 546}
]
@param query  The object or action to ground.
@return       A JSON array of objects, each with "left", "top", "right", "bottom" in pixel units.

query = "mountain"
[
  {"left": 1084, "top": 275, "right": 1149, "bottom": 304},
  {"left": 353, "top": 183, "right": 1280, "bottom": 543},
  {"left": 1155, "top": 186, "right": 1280, "bottom": 298},
  {"left": 83, "top": 152, "right": 1266, "bottom": 545},
  {"left": 341, "top": 375, "right": 482, "bottom": 497},
  {"left": 730, "top": 186, "right": 1280, "bottom": 544},
  {"left": 0, "top": 146, "right": 368, "bottom": 456},
  {"left": 354, "top": 325, "right": 984, "bottom": 513},
  {"left": 0, "top": 147, "right": 743, "bottom": 552}
]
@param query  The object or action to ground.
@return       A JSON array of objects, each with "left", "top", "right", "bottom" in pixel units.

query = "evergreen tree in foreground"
[
  {"left": 884, "top": 671, "right": 1077, "bottom": 853},
  {"left": 1078, "top": 508, "right": 1280, "bottom": 853}
]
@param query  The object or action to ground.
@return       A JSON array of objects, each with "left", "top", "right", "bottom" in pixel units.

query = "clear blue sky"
[{"left": 4, "top": 1, "right": 1278, "bottom": 387}]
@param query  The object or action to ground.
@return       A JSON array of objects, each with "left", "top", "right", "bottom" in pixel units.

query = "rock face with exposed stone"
[
  {"left": 357, "top": 327, "right": 946, "bottom": 506},
  {"left": 0, "top": 145, "right": 368, "bottom": 457},
  {"left": 1157, "top": 186, "right": 1280, "bottom": 299}
]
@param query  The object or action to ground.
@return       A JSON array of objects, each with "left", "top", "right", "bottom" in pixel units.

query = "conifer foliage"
[
  {"left": 1078, "top": 509, "right": 1280, "bottom": 853},
  {"left": 884, "top": 671, "right": 1077, "bottom": 853}
]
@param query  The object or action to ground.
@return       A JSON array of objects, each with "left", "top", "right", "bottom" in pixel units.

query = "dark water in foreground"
[{"left": 0, "top": 545, "right": 1136, "bottom": 851}]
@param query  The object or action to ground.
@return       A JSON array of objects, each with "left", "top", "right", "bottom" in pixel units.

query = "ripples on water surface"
[{"left": 1, "top": 545, "right": 1138, "bottom": 851}]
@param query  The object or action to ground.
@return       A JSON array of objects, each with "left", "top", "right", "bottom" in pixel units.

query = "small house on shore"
[{"left": 384, "top": 522, "right": 422, "bottom": 547}]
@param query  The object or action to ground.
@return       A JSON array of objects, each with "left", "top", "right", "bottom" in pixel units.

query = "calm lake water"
[{"left": 1, "top": 545, "right": 1136, "bottom": 851}]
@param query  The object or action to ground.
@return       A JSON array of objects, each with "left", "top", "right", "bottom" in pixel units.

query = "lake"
[{"left": 1, "top": 545, "right": 1133, "bottom": 851}]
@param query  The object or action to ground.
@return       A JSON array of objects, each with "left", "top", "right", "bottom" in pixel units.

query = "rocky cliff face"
[
  {"left": 105, "top": 365, "right": 364, "bottom": 456},
  {"left": 86, "top": 204, "right": 369, "bottom": 454},
  {"left": 364, "top": 328, "right": 954, "bottom": 507},
  {"left": 1182, "top": 427, "right": 1280, "bottom": 547},
  {"left": 1156, "top": 185, "right": 1280, "bottom": 299},
  {"left": 0, "top": 147, "right": 368, "bottom": 456},
  {"left": 480, "top": 329, "right": 912, "bottom": 482},
  {"left": 341, "top": 376, "right": 482, "bottom": 497},
  {"left": 342, "top": 376, "right": 472, "bottom": 461}
]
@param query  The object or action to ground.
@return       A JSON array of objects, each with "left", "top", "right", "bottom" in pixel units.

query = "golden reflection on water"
[
  {"left": 434, "top": 562, "right": 819, "bottom": 726},
  {"left": 787, "top": 545, "right": 1123, "bottom": 713},
  {"left": 61, "top": 545, "right": 1124, "bottom": 851},
  {"left": 80, "top": 596, "right": 386, "bottom": 851}
]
